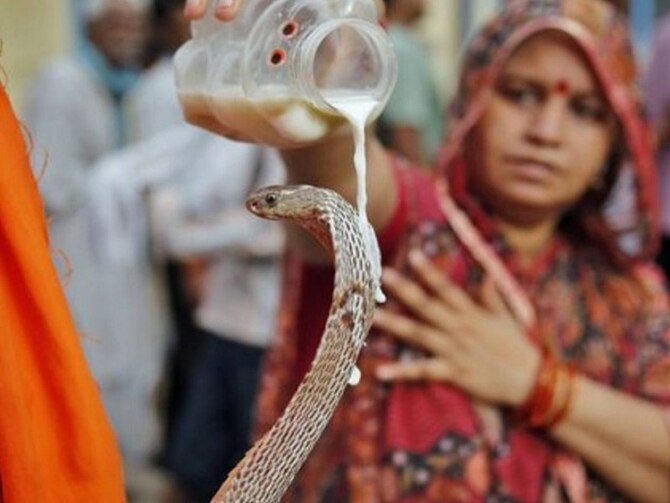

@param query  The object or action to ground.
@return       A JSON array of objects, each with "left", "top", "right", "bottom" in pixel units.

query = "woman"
[{"left": 187, "top": 0, "right": 670, "bottom": 501}]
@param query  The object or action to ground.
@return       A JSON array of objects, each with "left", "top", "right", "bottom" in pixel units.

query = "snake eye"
[{"left": 265, "top": 193, "right": 279, "bottom": 206}]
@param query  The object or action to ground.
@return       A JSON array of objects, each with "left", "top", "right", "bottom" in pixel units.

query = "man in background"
[{"left": 22, "top": 0, "right": 154, "bottom": 470}]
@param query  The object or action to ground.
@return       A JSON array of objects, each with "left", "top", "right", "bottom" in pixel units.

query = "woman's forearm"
[
  {"left": 280, "top": 134, "right": 396, "bottom": 223},
  {"left": 279, "top": 134, "right": 398, "bottom": 261},
  {"left": 551, "top": 376, "right": 670, "bottom": 501},
  {"left": 554, "top": 423, "right": 668, "bottom": 502}
]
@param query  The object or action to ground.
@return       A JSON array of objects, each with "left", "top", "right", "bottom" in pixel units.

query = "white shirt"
[
  {"left": 158, "top": 138, "right": 285, "bottom": 348},
  {"left": 23, "top": 57, "right": 130, "bottom": 382},
  {"left": 126, "top": 57, "right": 185, "bottom": 142}
]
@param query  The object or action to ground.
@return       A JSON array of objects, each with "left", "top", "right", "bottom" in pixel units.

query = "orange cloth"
[{"left": 0, "top": 86, "right": 125, "bottom": 500}]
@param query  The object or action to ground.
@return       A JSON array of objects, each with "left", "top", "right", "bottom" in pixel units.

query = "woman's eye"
[
  {"left": 571, "top": 100, "right": 609, "bottom": 122},
  {"left": 498, "top": 85, "right": 540, "bottom": 106}
]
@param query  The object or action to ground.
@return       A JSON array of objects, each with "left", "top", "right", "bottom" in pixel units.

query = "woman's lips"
[{"left": 504, "top": 156, "right": 557, "bottom": 180}]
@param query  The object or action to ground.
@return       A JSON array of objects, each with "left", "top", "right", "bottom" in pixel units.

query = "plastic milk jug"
[{"left": 174, "top": 0, "right": 397, "bottom": 148}]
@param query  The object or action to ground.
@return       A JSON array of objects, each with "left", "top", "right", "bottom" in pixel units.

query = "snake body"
[{"left": 211, "top": 184, "right": 377, "bottom": 503}]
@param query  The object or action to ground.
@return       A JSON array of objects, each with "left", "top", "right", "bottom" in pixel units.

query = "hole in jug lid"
[
  {"left": 269, "top": 48, "right": 287, "bottom": 67},
  {"left": 281, "top": 21, "right": 299, "bottom": 39}
]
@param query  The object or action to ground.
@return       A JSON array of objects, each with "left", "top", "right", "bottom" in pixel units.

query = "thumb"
[
  {"left": 184, "top": 0, "right": 243, "bottom": 21},
  {"left": 214, "top": 0, "right": 243, "bottom": 20}
]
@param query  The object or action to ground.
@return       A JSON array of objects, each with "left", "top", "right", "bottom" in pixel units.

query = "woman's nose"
[{"left": 525, "top": 99, "right": 565, "bottom": 147}]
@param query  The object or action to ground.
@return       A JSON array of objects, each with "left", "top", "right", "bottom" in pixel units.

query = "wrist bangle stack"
[{"left": 516, "top": 349, "right": 577, "bottom": 429}]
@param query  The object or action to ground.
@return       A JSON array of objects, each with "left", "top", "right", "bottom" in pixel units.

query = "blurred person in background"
[
  {"left": 377, "top": 0, "right": 444, "bottom": 167},
  {"left": 86, "top": 124, "right": 285, "bottom": 500},
  {"left": 644, "top": 13, "right": 670, "bottom": 284},
  {"left": 128, "top": 0, "right": 190, "bottom": 140},
  {"left": 141, "top": 0, "right": 191, "bottom": 68},
  {"left": 72, "top": 0, "right": 190, "bottom": 494},
  {"left": 83, "top": 2, "right": 286, "bottom": 500},
  {"left": 158, "top": 144, "right": 285, "bottom": 502},
  {"left": 21, "top": 0, "right": 152, "bottom": 476},
  {"left": 124, "top": 0, "right": 200, "bottom": 470}
]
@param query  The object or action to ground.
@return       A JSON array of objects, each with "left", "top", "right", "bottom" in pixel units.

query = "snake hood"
[{"left": 248, "top": 184, "right": 344, "bottom": 254}]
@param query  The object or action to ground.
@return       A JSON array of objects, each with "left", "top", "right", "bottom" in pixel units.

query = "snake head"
[
  {"left": 246, "top": 185, "right": 321, "bottom": 221},
  {"left": 246, "top": 186, "right": 283, "bottom": 220}
]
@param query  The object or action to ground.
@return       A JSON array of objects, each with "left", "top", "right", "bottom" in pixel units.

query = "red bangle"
[
  {"left": 546, "top": 366, "right": 577, "bottom": 428},
  {"left": 516, "top": 350, "right": 576, "bottom": 429}
]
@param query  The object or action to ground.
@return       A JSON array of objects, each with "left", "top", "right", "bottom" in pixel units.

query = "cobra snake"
[{"left": 211, "top": 184, "right": 378, "bottom": 503}]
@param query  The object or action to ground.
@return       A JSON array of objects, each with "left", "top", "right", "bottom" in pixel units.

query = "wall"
[
  {"left": 418, "top": 0, "right": 502, "bottom": 106},
  {"left": 0, "top": 0, "right": 72, "bottom": 111}
]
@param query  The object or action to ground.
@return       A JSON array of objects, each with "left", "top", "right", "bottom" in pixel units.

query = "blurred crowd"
[
  {"left": 14, "top": 0, "right": 670, "bottom": 501},
  {"left": 22, "top": 0, "right": 284, "bottom": 500}
]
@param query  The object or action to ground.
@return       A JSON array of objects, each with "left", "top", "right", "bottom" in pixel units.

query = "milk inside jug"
[{"left": 174, "top": 0, "right": 397, "bottom": 148}]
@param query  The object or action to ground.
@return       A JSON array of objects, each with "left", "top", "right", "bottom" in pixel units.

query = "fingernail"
[
  {"left": 217, "top": 0, "right": 234, "bottom": 8},
  {"left": 376, "top": 366, "right": 394, "bottom": 380},
  {"left": 381, "top": 268, "right": 398, "bottom": 283},
  {"left": 409, "top": 249, "right": 426, "bottom": 266},
  {"left": 185, "top": 0, "right": 201, "bottom": 14}
]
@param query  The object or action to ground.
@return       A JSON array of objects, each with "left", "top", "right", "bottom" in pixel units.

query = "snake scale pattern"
[{"left": 211, "top": 184, "right": 377, "bottom": 503}]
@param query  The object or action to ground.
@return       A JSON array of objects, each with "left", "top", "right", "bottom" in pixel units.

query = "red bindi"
[{"left": 553, "top": 79, "right": 570, "bottom": 95}]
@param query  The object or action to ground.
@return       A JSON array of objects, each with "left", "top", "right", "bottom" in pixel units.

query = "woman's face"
[{"left": 467, "top": 32, "right": 616, "bottom": 224}]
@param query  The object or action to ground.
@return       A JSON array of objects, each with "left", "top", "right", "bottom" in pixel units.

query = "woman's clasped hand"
[{"left": 373, "top": 250, "right": 541, "bottom": 408}]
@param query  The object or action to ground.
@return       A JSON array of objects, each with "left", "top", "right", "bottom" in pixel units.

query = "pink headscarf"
[{"left": 439, "top": 0, "right": 659, "bottom": 269}]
